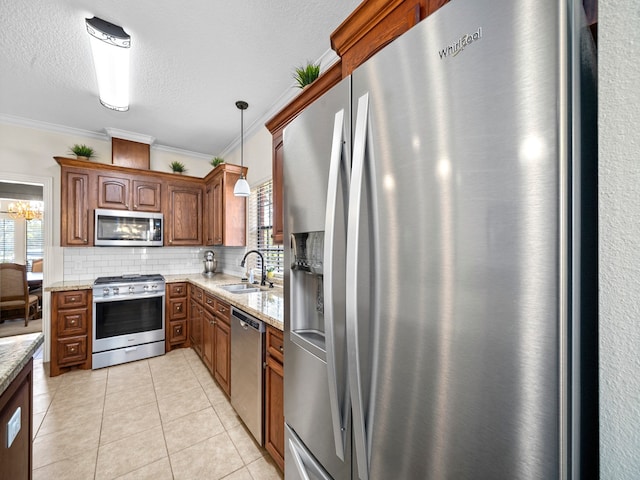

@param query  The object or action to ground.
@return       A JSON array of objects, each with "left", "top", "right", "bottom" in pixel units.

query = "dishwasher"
[{"left": 230, "top": 306, "right": 266, "bottom": 445}]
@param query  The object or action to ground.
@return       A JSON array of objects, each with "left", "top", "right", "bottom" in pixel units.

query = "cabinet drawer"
[
  {"left": 189, "top": 284, "right": 203, "bottom": 303},
  {"left": 204, "top": 292, "right": 216, "bottom": 312},
  {"left": 56, "top": 336, "right": 87, "bottom": 366},
  {"left": 169, "top": 320, "right": 187, "bottom": 344},
  {"left": 54, "top": 290, "right": 89, "bottom": 309},
  {"left": 214, "top": 298, "right": 230, "bottom": 321},
  {"left": 266, "top": 326, "right": 284, "bottom": 363},
  {"left": 168, "top": 282, "right": 187, "bottom": 298},
  {"left": 56, "top": 309, "right": 88, "bottom": 337},
  {"left": 169, "top": 298, "right": 187, "bottom": 320}
]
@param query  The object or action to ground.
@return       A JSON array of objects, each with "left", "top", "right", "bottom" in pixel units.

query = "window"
[
  {"left": 26, "top": 218, "right": 44, "bottom": 268},
  {"left": 247, "top": 180, "right": 283, "bottom": 276},
  {"left": 0, "top": 217, "right": 16, "bottom": 262}
]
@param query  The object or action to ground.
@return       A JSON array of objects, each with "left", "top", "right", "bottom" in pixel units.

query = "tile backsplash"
[{"left": 63, "top": 246, "right": 248, "bottom": 281}]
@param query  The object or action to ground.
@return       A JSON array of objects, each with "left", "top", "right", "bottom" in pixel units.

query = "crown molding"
[
  {"left": 0, "top": 113, "right": 107, "bottom": 142},
  {"left": 219, "top": 47, "right": 340, "bottom": 158},
  {"left": 105, "top": 127, "right": 155, "bottom": 145},
  {"left": 151, "top": 143, "right": 211, "bottom": 161}
]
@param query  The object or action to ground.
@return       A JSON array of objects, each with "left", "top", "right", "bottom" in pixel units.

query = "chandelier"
[{"left": 8, "top": 201, "right": 43, "bottom": 221}]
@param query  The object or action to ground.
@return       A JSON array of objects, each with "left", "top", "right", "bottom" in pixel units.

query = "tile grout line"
[{"left": 153, "top": 352, "right": 177, "bottom": 479}]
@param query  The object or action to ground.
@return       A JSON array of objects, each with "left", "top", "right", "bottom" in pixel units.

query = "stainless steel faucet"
[{"left": 241, "top": 250, "right": 266, "bottom": 286}]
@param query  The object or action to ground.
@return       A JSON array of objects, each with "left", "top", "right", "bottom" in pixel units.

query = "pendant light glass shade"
[
  {"left": 86, "top": 17, "right": 130, "bottom": 111},
  {"left": 233, "top": 177, "right": 251, "bottom": 196},
  {"left": 234, "top": 100, "right": 250, "bottom": 197}
]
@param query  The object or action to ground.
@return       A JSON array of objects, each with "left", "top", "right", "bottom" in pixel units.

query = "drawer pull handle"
[{"left": 279, "top": 345, "right": 284, "bottom": 352}]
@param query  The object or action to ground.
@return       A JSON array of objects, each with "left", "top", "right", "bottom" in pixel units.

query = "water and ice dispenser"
[{"left": 290, "top": 231, "right": 326, "bottom": 359}]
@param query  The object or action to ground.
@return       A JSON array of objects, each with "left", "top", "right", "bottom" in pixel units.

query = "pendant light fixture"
[
  {"left": 233, "top": 100, "right": 251, "bottom": 197},
  {"left": 85, "top": 16, "right": 131, "bottom": 111}
]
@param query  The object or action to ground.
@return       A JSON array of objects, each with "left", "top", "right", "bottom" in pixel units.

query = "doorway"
[{"left": 0, "top": 173, "right": 53, "bottom": 361}]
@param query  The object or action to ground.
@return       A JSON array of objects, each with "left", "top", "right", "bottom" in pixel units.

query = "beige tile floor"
[{"left": 31, "top": 347, "right": 284, "bottom": 480}]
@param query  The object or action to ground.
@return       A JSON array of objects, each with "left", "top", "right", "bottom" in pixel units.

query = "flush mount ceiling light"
[
  {"left": 85, "top": 16, "right": 130, "bottom": 112},
  {"left": 233, "top": 100, "right": 251, "bottom": 197}
]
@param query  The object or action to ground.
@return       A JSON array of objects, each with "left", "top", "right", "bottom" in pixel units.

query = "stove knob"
[
  {"left": 113, "top": 287, "right": 120, "bottom": 295},
  {"left": 143, "top": 285, "right": 149, "bottom": 291},
  {"left": 129, "top": 286, "right": 135, "bottom": 294},
  {"left": 103, "top": 288, "right": 109, "bottom": 296},
  {"left": 151, "top": 283, "right": 157, "bottom": 291}
]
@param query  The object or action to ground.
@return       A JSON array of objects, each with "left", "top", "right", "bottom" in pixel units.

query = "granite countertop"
[
  {"left": 165, "top": 274, "right": 284, "bottom": 331},
  {"left": 48, "top": 273, "right": 284, "bottom": 331},
  {"left": 0, "top": 333, "right": 44, "bottom": 396}
]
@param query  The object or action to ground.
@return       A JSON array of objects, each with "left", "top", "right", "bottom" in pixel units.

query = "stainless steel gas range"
[{"left": 92, "top": 274, "right": 165, "bottom": 369}]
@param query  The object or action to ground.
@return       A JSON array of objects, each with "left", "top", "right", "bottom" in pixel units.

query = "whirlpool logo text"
[{"left": 438, "top": 27, "right": 483, "bottom": 59}]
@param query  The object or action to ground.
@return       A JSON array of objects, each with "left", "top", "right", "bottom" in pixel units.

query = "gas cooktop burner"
[{"left": 94, "top": 274, "right": 165, "bottom": 285}]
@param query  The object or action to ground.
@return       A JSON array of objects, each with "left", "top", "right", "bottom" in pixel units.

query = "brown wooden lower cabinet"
[
  {"left": 0, "top": 359, "right": 33, "bottom": 480},
  {"left": 265, "top": 325, "right": 285, "bottom": 471},
  {"left": 166, "top": 282, "right": 189, "bottom": 352},
  {"left": 213, "top": 314, "right": 231, "bottom": 395},
  {"left": 188, "top": 289, "right": 232, "bottom": 397},
  {"left": 50, "top": 290, "right": 91, "bottom": 377}
]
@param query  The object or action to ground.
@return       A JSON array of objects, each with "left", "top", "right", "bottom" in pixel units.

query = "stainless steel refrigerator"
[{"left": 283, "top": 0, "right": 598, "bottom": 478}]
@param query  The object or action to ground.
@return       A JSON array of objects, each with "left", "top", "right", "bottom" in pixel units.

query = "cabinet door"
[
  {"left": 166, "top": 184, "right": 203, "bottom": 245},
  {"left": 189, "top": 299, "right": 202, "bottom": 356},
  {"left": 204, "top": 183, "right": 215, "bottom": 245},
  {"left": 202, "top": 310, "right": 215, "bottom": 372},
  {"left": 272, "top": 133, "right": 284, "bottom": 244},
  {"left": 62, "top": 171, "right": 90, "bottom": 245},
  {"left": 0, "top": 361, "right": 32, "bottom": 479},
  {"left": 265, "top": 355, "right": 285, "bottom": 471},
  {"left": 132, "top": 179, "right": 161, "bottom": 212},
  {"left": 213, "top": 318, "right": 231, "bottom": 395},
  {"left": 211, "top": 173, "right": 224, "bottom": 245},
  {"left": 98, "top": 175, "right": 130, "bottom": 210}
]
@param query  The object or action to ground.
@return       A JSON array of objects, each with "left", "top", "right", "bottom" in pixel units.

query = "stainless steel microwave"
[{"left": 94, "top": 209, "right": 163, "bottom": 246}]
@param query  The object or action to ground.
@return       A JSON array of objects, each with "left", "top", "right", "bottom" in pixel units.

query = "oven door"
[{"left": 93, "top": 292, "right": 165, "bottom": 353}]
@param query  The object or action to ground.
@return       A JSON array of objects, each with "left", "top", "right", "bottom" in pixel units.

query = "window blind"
[
  {"left": 247, "top": 180, "right": 283, "bottom": 276},
  {"left": 0, "top": 217, "right": 16, "bottom": 263},
  {"left": 26, "top": 218, "right": 44, "bottom": 268}
]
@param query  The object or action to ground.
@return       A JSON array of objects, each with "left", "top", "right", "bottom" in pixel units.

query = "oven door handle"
[{"left": 93, "top": 291, "right": 166, "bottom": 303}]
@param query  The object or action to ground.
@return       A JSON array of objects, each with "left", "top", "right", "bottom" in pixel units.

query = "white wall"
[
  {"left": 600, "top": 0, "right": 640, "bottom": 478},
  {"left": 222, "top": 126, "right": 273, "bottom": 187}
]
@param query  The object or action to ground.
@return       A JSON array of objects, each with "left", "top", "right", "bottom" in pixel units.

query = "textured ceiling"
[{"left": 0, "top": 0, "right": 361, "bottom": 157}]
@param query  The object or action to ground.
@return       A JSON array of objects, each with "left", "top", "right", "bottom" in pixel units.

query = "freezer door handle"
[
  {"left": 346, "top": 92, "right": 371, "bottom": 480},
  {"left": 323, "top": 108, "right": 350, "bottom": 461},
  {"left": 286, "top": 424, "right": 333, "bottom": 480},
  {"left": 289, "top": 437, "right": 312, "bottom": 480}
]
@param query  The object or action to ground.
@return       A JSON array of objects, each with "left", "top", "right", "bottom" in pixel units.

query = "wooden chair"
[
  {"left": 32, "top": 258, "right": 43, "bottom": 272},
  {"left": 0, "top": 263, "right": 39, "bottom": 327},
  {"left": 30, "top": 259, "right": 44, "bottom": 318}
]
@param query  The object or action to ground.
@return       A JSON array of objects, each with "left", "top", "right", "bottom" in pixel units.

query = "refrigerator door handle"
[
  {"left": 324, "top": 108, "right": 350, "bottom": 461},
  {"left": 346, "top": 92, "right": 371, "bottom": 480},
  {"left": 287, "top": 424, "right": 334, "bottom": 480},
  {"left": 289, "top": 437, "right": 312, "bottom": 480}
]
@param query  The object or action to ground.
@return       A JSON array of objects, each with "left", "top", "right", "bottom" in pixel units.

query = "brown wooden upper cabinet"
[
  {"left": 266, "top": 0, "right": 444, "bottom": 244},
  {"left": 97, "top": 174, "right": 161, "bottom": 212},
  {"left": 165, "top": 181, "right": 203, "bottom": 246},
  {"left": 203, "top": 163, "right": 248, "bottom": 247},
  {"left": 57, "top": 157, "right": 246, "bottom": 248},
  {"left": 61, "top": 168, "right": 91, "bottom": 246}
]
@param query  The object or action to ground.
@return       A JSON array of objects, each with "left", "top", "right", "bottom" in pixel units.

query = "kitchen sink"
[{"left": 219, "top": 283, "right": 262, "bottom": 294}]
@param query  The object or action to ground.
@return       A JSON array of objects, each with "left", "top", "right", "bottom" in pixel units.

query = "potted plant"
[
  {"left": 266, "top": 266, "right": 276, "bottom": 280},
  {"left": 69, "top": 144, "right": 96, "bottom": 161},
  {"left": 169, "top": 161, "right": 187, "bottom": 174},
  {"left": 293, "top": 62, "right": 321, "bottom": 89},
  {"left": 211, "top": 156, "right": 225, "bottom": 168}
]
